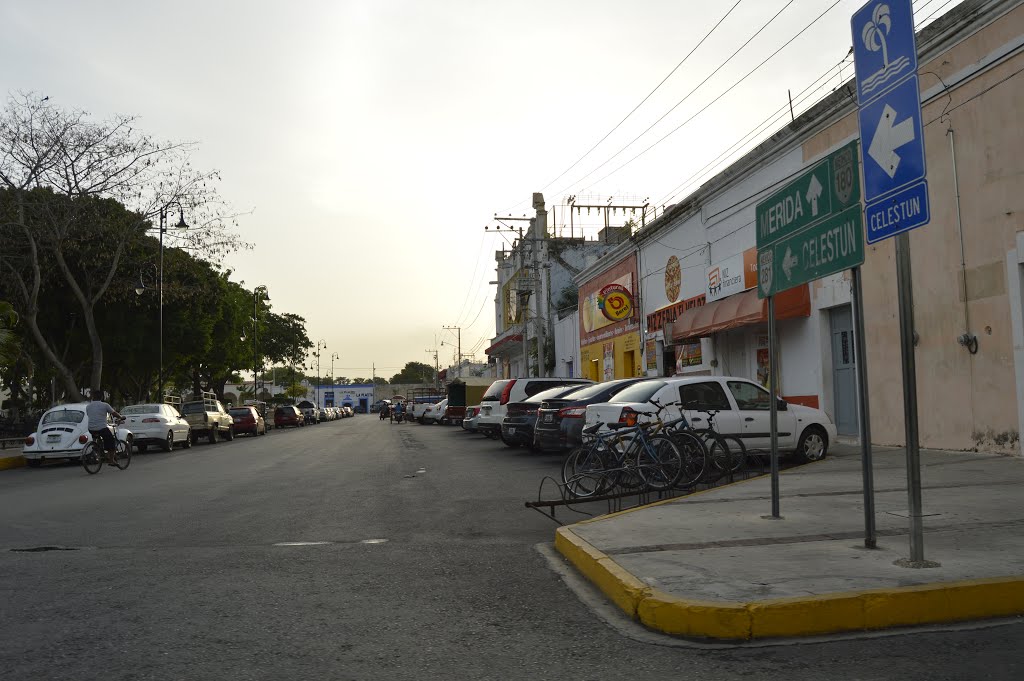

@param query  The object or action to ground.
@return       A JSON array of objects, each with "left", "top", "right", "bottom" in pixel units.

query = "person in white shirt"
[{"left": 86, "top": 393, "right": 122, "bottom": 460}]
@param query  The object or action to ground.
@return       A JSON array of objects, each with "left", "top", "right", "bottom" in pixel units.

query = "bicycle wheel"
[
  {"left": 561, "top": 445, "right": 610, "bottom": 498},
  {"left": 670, "top": 431, "right": 708, "bottom": 488},
  {"left": 710, "top": 435, "right": 746, "bottom": 473},
  {"left": 636, "top": 435, "right": 684, "bottom": 491},
  {"left": 113, "top": 439, "right": 132, "bottom": 470},
  {"left": 81, "top": 442, "right": 103, "bottom": 475}
]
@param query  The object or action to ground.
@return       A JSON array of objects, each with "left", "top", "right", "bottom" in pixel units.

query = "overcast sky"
[{"left": 0, "top": 0, "right": 959, "bottom": 380}]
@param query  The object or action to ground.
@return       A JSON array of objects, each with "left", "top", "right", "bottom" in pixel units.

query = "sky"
[{"left": 0, "top": 0, "right": 960, "bottom": 380}]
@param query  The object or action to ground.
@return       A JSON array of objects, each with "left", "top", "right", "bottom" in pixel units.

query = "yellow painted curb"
[
  {"left": 0, "top": 455, "right": 26, "bottom": 471},
  {"left": 555, "top": 527, "right": 650, "bottom": 617},
  {"left": 555, "top": 521, "right": 1024, "bottom": 640}
]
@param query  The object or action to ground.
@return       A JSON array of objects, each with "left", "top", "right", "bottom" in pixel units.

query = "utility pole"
[
  {"left": 493, "top": 213, "right": 538, "bottom": 377},
  {"left": 425, "top": 349, "right": 439, "bottom": 389},
  {"left": 531, "top": 193, "right": 547, "bottom": 378},
  {"left": 442, "top": 325, "right": 462, "bottom": 377}
]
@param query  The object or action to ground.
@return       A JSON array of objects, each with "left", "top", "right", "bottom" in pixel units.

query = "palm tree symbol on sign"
[{"left": 860, "top": 3, "right": 911, "bottom": 97}]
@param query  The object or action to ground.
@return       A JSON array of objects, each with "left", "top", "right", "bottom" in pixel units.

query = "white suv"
[{"left": 476, "top": 377, "right": 593, "bottom": 439}]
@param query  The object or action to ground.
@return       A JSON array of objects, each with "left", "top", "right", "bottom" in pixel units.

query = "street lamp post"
[
  {"left": 316, "top": 340, "right": 327, "bottom": 408},
  {"left": 156, "top": 203, "right": 188, "bottom": 399},
  {"left": 331, "top": 352, "right": 339, "bottom": 389},
  {"left": 252, "top": 286, "right": 270, "bottom": 403}
]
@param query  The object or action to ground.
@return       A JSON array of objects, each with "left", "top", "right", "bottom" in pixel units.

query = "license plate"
[
  {"left": 46, "top": 434, "right": 61, "bottom": 442},
  {"left": 544, "top": 415, "right": 553, "bottom": 423},
  {"left": 508, "top": 427, "right": 516, "bottom": 435}
]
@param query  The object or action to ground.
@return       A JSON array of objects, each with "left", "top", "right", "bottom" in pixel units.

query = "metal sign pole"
[
  {"left": 894, "top": 233, "right": 924, "bottom": 561},
  {"left": 851, "top": 265, "right": 876, "bottom": 548},
  {"left": 768, "top": 295, "right": 781, "bottom": 518}
]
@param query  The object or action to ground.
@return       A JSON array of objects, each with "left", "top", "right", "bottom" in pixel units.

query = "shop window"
[
  {"left": 680, "top": 382, "right": 731, "bottom": 411},
  {"left": 727, "top": 381, "right": 771, "bottom": 410}
]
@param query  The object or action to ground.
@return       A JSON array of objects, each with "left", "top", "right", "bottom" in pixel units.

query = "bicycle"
[
  {"left": 562, "top": 402, "right": 689, "bottom": 497},
  {"left": 689, "top": 408, "right": 747, "bottom": 474},
  {"left": 82, "top": 419, "right": 132, "bottom": 475}
]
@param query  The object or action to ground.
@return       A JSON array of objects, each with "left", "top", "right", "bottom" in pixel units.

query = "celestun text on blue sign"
[{"left": 868, "top": 193, "right": 923, "bottom": 234}]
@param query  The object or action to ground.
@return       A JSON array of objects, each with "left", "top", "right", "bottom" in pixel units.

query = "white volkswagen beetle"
[{"left": 22, "top": 403, "right": 134, "bottom": 468}]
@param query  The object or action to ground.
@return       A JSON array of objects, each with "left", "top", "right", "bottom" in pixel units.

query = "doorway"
[
  {"left": 623, "top": 350, "right": 636, "bottom": 378},
  {"left": 830, "top": 306, "right": 858, "bottom": 435}
]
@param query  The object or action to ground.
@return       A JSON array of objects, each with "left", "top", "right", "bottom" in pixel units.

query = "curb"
[
  {"left": 554, "top": 525, "right": 1024, "bottom": 640},
  {"left": 0, "top": 455, "right": 26, "bottom": 471}
]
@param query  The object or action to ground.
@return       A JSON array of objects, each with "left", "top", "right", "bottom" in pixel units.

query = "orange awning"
[{"left": 672, "top": 284, "right": 810, "bottom": 341}]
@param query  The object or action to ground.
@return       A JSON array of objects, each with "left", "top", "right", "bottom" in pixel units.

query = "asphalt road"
[{"left": 1, "top": 416, "right": 1021, "bottom": 680}]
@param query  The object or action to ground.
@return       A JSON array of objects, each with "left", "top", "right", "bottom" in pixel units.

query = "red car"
[
  {"left": 229, "top": 406, "right": 267, "bottom": 436},
  {"left": 274, "top": 405, "right": 304, "bottom": 428}
]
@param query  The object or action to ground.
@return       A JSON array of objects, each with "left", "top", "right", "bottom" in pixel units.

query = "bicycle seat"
[
  {"left": 605, "top": 422, "right": 632, "bottom": 430},
  {"left": 582, "top": 423, "right": 603, "bottom": 435}
]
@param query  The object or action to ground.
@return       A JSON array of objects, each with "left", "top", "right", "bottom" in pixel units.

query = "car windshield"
[
  {"left": 180, "top": 402, "right": 206, "bottom": 415},
  {"left": 480, "top": 380, "right": 510, "bottom": 401},
  {"left": 608, "top": 380, "right": 667, "bottom": 404},
  {"left": 122, "top": 405, "right": 160, "bottom": 415},
  {"left": 41, "top": 408, "right": 85, "bottom": 425}
]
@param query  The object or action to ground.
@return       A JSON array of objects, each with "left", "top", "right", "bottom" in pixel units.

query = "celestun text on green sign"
[{"left": 801, "top": 215, "right": 860, "bottom": 270}]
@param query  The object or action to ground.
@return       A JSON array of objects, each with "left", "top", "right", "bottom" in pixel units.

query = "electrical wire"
[
  {"left": 557, "top": 0, "right": 799, "bottom": 196},
  {"left": 577, "top": 0, "right": 846, "bottom": 195},
  {"left": 524, "top": 0, "right": 747, "bottom": 205}
]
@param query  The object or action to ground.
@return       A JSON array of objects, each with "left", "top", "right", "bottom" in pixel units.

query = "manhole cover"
[{"left": 10, "top": 546, "right": 80, "bottom": 553}]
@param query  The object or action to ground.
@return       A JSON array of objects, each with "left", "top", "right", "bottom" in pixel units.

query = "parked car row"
[
  {"left": 20, "top": 394, "right": 356, "bottom": 467},
  {"left": 457, "top": 375, "right": 837, "bottom": 463}
]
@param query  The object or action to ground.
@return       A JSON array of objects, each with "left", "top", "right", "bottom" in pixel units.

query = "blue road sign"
[
  {"left": 852, "top": 0, "right": 929, "bottom": 243},
  {"left": 858, "top": 74, "right": 926, "bottom": 203},
  {"left": 852, "top": 0, "right": 918, "bottom": 105},
  {"left": 864, "top": 179, "right": 930, "bottom": 244}
]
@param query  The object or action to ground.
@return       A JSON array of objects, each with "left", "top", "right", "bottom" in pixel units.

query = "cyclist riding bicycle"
[{"left": 86, "top": 392, "right": 122, "bottom": 462}]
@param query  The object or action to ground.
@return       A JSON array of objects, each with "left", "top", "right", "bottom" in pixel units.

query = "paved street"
[{"left": 1, "top": 417, "right": 1021, "bottom": 680}]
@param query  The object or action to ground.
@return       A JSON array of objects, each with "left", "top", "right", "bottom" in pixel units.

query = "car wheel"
[
  {"left": 225, "top": 425, "right": 235, "bottom": 441},
  {"left": 183, "top": 431, "right": 193, "bottom": 449},
  {"left": 209, "top": 428, "right": 218, "bottom": 445},
  {"left": 500, "top": 431, "right": 519, "bottom": 448},
  {"left": 795, "top": 426, "right": 828, "bottom": 463},
  {"left": 26, "top": 458, "right": 41, "bottom": 468},
  {"left": 162, "top": 431, "right": 174, "bottom": 452},
  {"left": 137, "top": 444, "right": 148, "bottom": 453}
]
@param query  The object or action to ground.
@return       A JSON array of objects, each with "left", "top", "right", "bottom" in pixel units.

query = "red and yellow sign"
[{"left": 598, "top": 283, "right": 633, "bottom": 321}]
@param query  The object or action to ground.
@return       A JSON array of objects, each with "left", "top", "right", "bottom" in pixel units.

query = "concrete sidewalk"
[{"left": 555, "top": 444, "right": 1024, "bottom": 640}]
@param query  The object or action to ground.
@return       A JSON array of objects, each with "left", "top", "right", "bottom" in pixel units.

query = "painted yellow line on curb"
[
  {"left": 555, "top": 523, "right": 1024, "bottom": 640},
  {"left": 0, "top": 456, "right": 26, "bottom": 471}
]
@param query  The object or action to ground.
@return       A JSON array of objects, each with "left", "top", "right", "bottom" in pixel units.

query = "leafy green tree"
[
  {"left": 0, "top": 94, "right": 242, "bottom": 399},
  {"left": 390, "top": 361, "right": 435, "bottom": 384}
]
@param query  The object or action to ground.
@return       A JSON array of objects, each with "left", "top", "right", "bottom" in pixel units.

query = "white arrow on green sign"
[
  {"left": 756, "top": 140, "right": 861, "bottom": 251},
  {"left": 758, "top": 205, "right": 864, "bottom": 298}
]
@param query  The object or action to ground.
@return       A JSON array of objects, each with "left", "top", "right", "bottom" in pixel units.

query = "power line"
[
  {"left": 522, "top": 0, "right": 747, "bottom": 206},
  {"left": 555, "top": 0, "right": 799, "bottom": 197},
  {"left": 579, "top": 0, "right": 846, "bottom": 194}
]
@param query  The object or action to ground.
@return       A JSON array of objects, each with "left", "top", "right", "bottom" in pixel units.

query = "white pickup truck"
[{"left": 180, "top": 391, "right": 235, "bottom": 445}]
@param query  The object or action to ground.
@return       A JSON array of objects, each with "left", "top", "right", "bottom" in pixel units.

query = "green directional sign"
[
  {"left": 756, "top": 140, "right": 861, "bottom": 250},
  {"left": 758, "top": 205, "right": 864, "bottom": 298}
]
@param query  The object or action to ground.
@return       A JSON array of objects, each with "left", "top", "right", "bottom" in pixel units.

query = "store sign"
[
  {"left": 664, "top": 255, "right": 681, "bottom": 302},
  {"left": 598, "top": 283, "right": 633, "bottom": 321},
  {"left": 675, "top": 342, "right": 702, "bottom": 372},
  {"left": 602, "top": 342, "right": 615, "bottom": 381},
  {"left": 645, "top": 339, "right": 658, "bottom": 370},
  {"left": 706, "top": 248, "right": 757, "bottom": 302}
]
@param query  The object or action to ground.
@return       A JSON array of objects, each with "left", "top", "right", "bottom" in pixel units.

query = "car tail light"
[
  {"left": 78, "top": 434, "right": 89, "bottom": 444},
  {"left": 500, "top": 379, "right": 517, "bottom": 405},
  {"left": 24, "top": 436, "right": 34, "bottom": 446},
  {"left": 619, "top": 407, "right": 639, "bottom": 427},
  {"left": 142, "top": 418, "right": 161, "bottom": 423},
  {"left": 558, "top": 407, "right": 587, "bottom": 419}
]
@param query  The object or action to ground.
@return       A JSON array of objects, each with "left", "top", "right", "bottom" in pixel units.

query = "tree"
[
  {"left": 0, "top": 93, "right": 242, "bottom": 400},
  {"left": 372, "top": 376, "right": 388, "bottom": 386},
  {"left": 0, "top": 301, "right": 18, "bottom": 368},
  {"left": 283, "top": 383, "right": 307, "bottom": 400},
  {"left": 390, "top": 361, "right": 435, "bottom": 384}
]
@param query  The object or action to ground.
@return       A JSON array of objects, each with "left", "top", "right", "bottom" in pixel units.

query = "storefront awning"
[
  {"left": 484, "top": 333, "right": 523, "bottom": 355},
  {"left": 671, "top": 284, "right": 810, "bottom": 341}
]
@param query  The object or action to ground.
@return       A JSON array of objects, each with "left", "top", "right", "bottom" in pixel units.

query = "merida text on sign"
[{"left": 759, "top": 190, "right": 806, "bottom": 242}]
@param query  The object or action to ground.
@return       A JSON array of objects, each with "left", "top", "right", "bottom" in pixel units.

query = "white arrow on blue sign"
[{"left": 858, "top": 74, "right": 926, "bottom": 203}]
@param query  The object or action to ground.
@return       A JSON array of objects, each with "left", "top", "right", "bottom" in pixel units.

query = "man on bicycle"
[{"left": 86, "top": 392, "right": 122, "bottom": 462}]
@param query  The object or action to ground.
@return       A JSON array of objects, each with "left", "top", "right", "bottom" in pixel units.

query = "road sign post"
[
  {"left": 852, "top": 0, "right": 932, "bottom": 564},
  {"left": 757, "top": 140, "right": 864, "bottom": 519}
]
